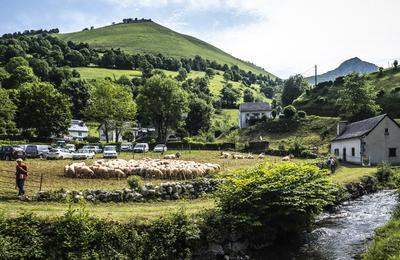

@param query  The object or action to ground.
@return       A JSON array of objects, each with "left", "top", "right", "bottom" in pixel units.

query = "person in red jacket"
[{"left": 15, "top": 158, "right": 28, "bottom": 197}]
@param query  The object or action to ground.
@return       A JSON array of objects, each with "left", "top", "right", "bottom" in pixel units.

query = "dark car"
[
  {"left": 0, "top": 146, "right": 26, "bottom": 160},
  {"left": 25, "top": 145, "right": 50, "bottom": 158}
]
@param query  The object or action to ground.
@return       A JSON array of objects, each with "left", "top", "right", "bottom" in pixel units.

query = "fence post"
[{"left": 39, "top": 173, "right": 43, "bottom": 192}]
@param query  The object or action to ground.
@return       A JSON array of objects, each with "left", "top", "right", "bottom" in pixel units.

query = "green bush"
[
  {"left": 298, "top": 110, "right": 306, "bottom": 118},
  {"left": 283, "top": 105, "right": 297, "bottom": 119},
  {"left": 377, "top": 161, "right": 392, "bottom": 182},
  {"left": 0, "top": 213, "right": 44, "bottom": 259},
  {"left": 215, "top": 162, "right": 339, "bottom": 231},
  {"left": 127, "top": 175, "right": 143, "bottom": 190}
]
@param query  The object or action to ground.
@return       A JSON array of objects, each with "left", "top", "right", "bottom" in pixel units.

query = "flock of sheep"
[
  {"left": 219, "top": 152, "right": 294, "bottom": 161},
  {"left": 64, "top": 158, "right": 221, "bottom": 180}
]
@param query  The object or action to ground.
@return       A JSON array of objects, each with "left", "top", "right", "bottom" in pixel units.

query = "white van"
[{"left": 133, "top": 143, "right": 149, "bottom": 153}]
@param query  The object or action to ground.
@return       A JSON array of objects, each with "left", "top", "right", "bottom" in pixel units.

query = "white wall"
[
  {"left": 239, "top": 110, "right": 272, "bottom": 128},
  {"left": 331, "top": 138, "right": 362, "bottom": 164},
  {"left": 364, "top": 117, "right": 400, "bottom": 165}
]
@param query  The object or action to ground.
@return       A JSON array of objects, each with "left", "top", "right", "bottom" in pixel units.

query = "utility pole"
[{"left": 314, "top": 64, "right": 318, "bottom": 86}]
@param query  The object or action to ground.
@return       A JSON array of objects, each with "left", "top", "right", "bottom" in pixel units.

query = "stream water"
[
  {"left": 256, "top": 190, "right": 398, "bottom": 259},
  {"left": 297, "top": 190, "right": 398, "bottom": 260}
]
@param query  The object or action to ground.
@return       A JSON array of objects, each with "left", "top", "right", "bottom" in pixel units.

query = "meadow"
[{"left": 0, "top": 150, "right": 377, "bottom": 222}]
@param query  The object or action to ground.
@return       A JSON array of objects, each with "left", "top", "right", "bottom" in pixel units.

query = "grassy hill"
[
  {"left": 295, "top": 68, "right": 400, "bottom": 118},
  {"left": 58, "top": 22, "right": 274, "bottom": 78},
  {"left": 218, "top": 116, "right": 339, "bottom": 153},
  {"left": 75, "top": 67, "right": 271, "bottom": 104}
]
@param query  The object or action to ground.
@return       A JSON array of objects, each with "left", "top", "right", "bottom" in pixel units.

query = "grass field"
[
  {"left": 75, "top": 67, "right": 142, "bottom": 80},
  {"left": 0, "top": 198, "right": 214, "bottom": 222},
  {"left": 0, "top": 150, "right": 378, "bottom": 221},
  {"left": 58, "top": 22, "right": 274, "bottom": 78}
]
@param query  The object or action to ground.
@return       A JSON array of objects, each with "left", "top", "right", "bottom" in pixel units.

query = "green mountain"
[
  {"left": 58, "top": 21, "right": 275, "bottom": 78},
  {"left": 305, "top": 57, "right": 378, "bottom": 84},
  {"left": 295, "top": 68, "right": 400, "bottom": 117}
]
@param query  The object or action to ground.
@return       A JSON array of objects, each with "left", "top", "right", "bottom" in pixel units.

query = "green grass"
[
  {"left": 0, "top": 198, "right": 214, "bottom": 222},
  {"left": 58, "top": 22, "right": 274, "bottom": 78},
  {"left": 329, "top": 164, "right": 377, "bottom": 184},
  {"left": 75, "top": 67, "right": 142, "bottom": 80},
  {"left": 219, "top": 116, "right": 340, "bottom": 154}
]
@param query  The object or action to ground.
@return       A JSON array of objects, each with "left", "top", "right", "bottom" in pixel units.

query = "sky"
[{"left": 0, "top": 0, "right": 399, "bottom": 78}]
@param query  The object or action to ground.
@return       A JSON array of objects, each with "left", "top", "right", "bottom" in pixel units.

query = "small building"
[
  {"left": 67, "top": 120, "right": 89, "bottom": 141},
  {"left": 330, "top": 114, "right": 400, "bottom": 166},
  {"left": 239, "top": 102, "right": 272, "bottom": 129}
]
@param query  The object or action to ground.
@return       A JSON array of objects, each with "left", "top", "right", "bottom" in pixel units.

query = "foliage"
[
  {"left": 5, "top": 56, "right": 29, "bottom": 73},
  {"left": 281, "top": 74, "right": 309, "bottom": 105},
  {"left": 298, "top": 110, "right": 307, "bottom": 118},
  {"left": 85, "top": 80, "right": 136, "bottom": 142},
  {"left": 16, "top": 81, "right": 72, "bottom": 138},
  {"left": 0, "top": 88, "right": 17, "bottom": 135},
  {"left": 271, "top": 109, "right": 277, "bottom": 119},
  {"left": 336, "top": 73, "right": 381, "bottom": 121},
  {"left": 185, "top": 97, "right": 214, "bottom": 135},
  {"left": 220, "top": 83, "right": 241, "bottom": 108},
  {"left": 58, "top": 79, "right": 91, "bottom": 119},
  {"left": 283, "top": 105, "right": 297, "bottom": 119},
  {"left": 243, "top": 89, "right": 255, "bottom": 102},
  {"left": 127, "top": 175, "right": 143, "bottom": 189},
  {"left": 136, "top": 76, "right": 188, "bottom": 141},
  {"left": 215, "top": 162, "right": 339, "bottom": 231},
  {"left": 0, "top": 213, "right": 44, "bottom": 259},
  {"left": 376, "top": 161, "right": 393, "bottom": 183}
]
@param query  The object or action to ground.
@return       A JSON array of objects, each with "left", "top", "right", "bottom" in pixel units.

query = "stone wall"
[{"left": 35, "top": 178, "right": 224, "bottom": 203}]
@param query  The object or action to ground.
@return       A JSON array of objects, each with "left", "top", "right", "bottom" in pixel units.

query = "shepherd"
[{"left": 15, "top": 158, "right": 28, "bottom": 198}]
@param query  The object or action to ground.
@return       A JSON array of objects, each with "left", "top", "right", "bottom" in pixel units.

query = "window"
[
  {"left": 389, "top": 148, "right": 397, "bottom": 157},
  {"left": 78, "top": 132, "right": 82, "bottom": 136},
  {"left": 334, "top": 148, "right": 339, "bottom": 156},
  {"left": 351, "top": 147, "right": 355, "bottom": 157},
  {"left": 385, "top": 128, "right": 389, "bottom": 136}
]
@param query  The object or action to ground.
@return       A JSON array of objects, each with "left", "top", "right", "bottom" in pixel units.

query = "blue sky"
[{"left": 1, "top": 0, "right": 399, "bottom": 78}]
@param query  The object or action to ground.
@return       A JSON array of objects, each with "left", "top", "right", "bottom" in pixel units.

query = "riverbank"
[{"left": 362, "top": 166, "right": 400, "bottom": 259}]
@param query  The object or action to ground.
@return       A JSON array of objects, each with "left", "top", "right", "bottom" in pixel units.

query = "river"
[{"left": 255, "top": 190, "right": 398, "bottom": 260}]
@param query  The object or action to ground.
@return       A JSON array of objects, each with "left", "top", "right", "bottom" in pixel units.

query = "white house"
[
  {"left": 66, "top": 120, "right": 89, "bottom": 141},
  {"left": 330, "top": 114, "right": 400, "bottom": 166},
  {"left": 239, "top": 102, "right": 272, "bottom": 129}
]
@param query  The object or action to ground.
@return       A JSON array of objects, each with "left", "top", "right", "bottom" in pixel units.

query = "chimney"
[{"left": 337, "top": 121, "right": 348, "bottom": 136}]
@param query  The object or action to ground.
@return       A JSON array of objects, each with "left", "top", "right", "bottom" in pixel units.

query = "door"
[{"left": 343, "top": 148, "right": 347, "bottom": 162}]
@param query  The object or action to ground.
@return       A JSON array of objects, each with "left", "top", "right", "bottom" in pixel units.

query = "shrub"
[
  {"left": 283, "top": 105, "right": 297, "bottom": 119},
  {"left": 0, "top": 213, "right": 44, "bottom": 259},
  {"left": 377, "top": 161, "right": 392, "bottom": 182},
  {"left": 298, "top": 110, "right": 306, "bottom": 118},
  {"left": 215, "top": 162, "right": 339, "bottom": 232},
  {"left": 127, "top": 175, "right": 143, "bottom": 189}
]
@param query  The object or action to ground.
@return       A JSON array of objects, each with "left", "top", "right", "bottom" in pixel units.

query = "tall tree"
[
  {"left": 243, "top": 89, "right": 255, "bottom": 103},
  {"left": 58, "top": 79, "right": 91, "bottom": 119},
  {"left": 336, "top": 73, "right": 381, "bottom": 121},
  {"left": 185, "top": 97, "right": 214, "bottom": 135},
  {"left": 220, "top": 83, "right": 241, "bottom": 108},
  {"left": 17, "top": 82, "right": 72, "bottom": 138},
  {"left": 0, "top": 88, "right": 17, "bottom": 136},
  {"left": 281, "top": 74, "right": 309, "bottom": 106},
  {"left": 85, "top": 80, "right": 136, "bottom": 142},
  {"left": 136, "top": 76, "right": 188, "bottom": 141}
]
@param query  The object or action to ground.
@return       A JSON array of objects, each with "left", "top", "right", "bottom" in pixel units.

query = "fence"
[{"left": 0, "top": 168, "right": 44, "bottom": 197}]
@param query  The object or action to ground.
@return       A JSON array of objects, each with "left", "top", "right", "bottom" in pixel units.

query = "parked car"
[
  {"left": 153, "top": 144, "right": 167, "bottom": 153},
  {"left": 72, "top": 149, "right": 95, "bottom": 160},
  {"left": 65, "top": 144, "right": 76, "bottom": 152},
  {"left": 166, "top": 134, "right": 181, "bottom": 142},
  {"left": 103, "top": 146, "right": 118, "bottom": 159},
  {"left": 47, "top": 148, "right": 73, "bottom": 160},
  {"left": 0, "top": 146, "right": 26, "bottom": 160},
  {"left": 120, "top": 143, "right": 133, "bottom": 152},
  {"left": 134, "top": 143, "right": 149, "bottom": 153},
  {"left": 25, "top": 145, "right": 50, "bottom": 158},
  {"left": 82, "top": 145, "right": 102, "bottom": 153}
]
